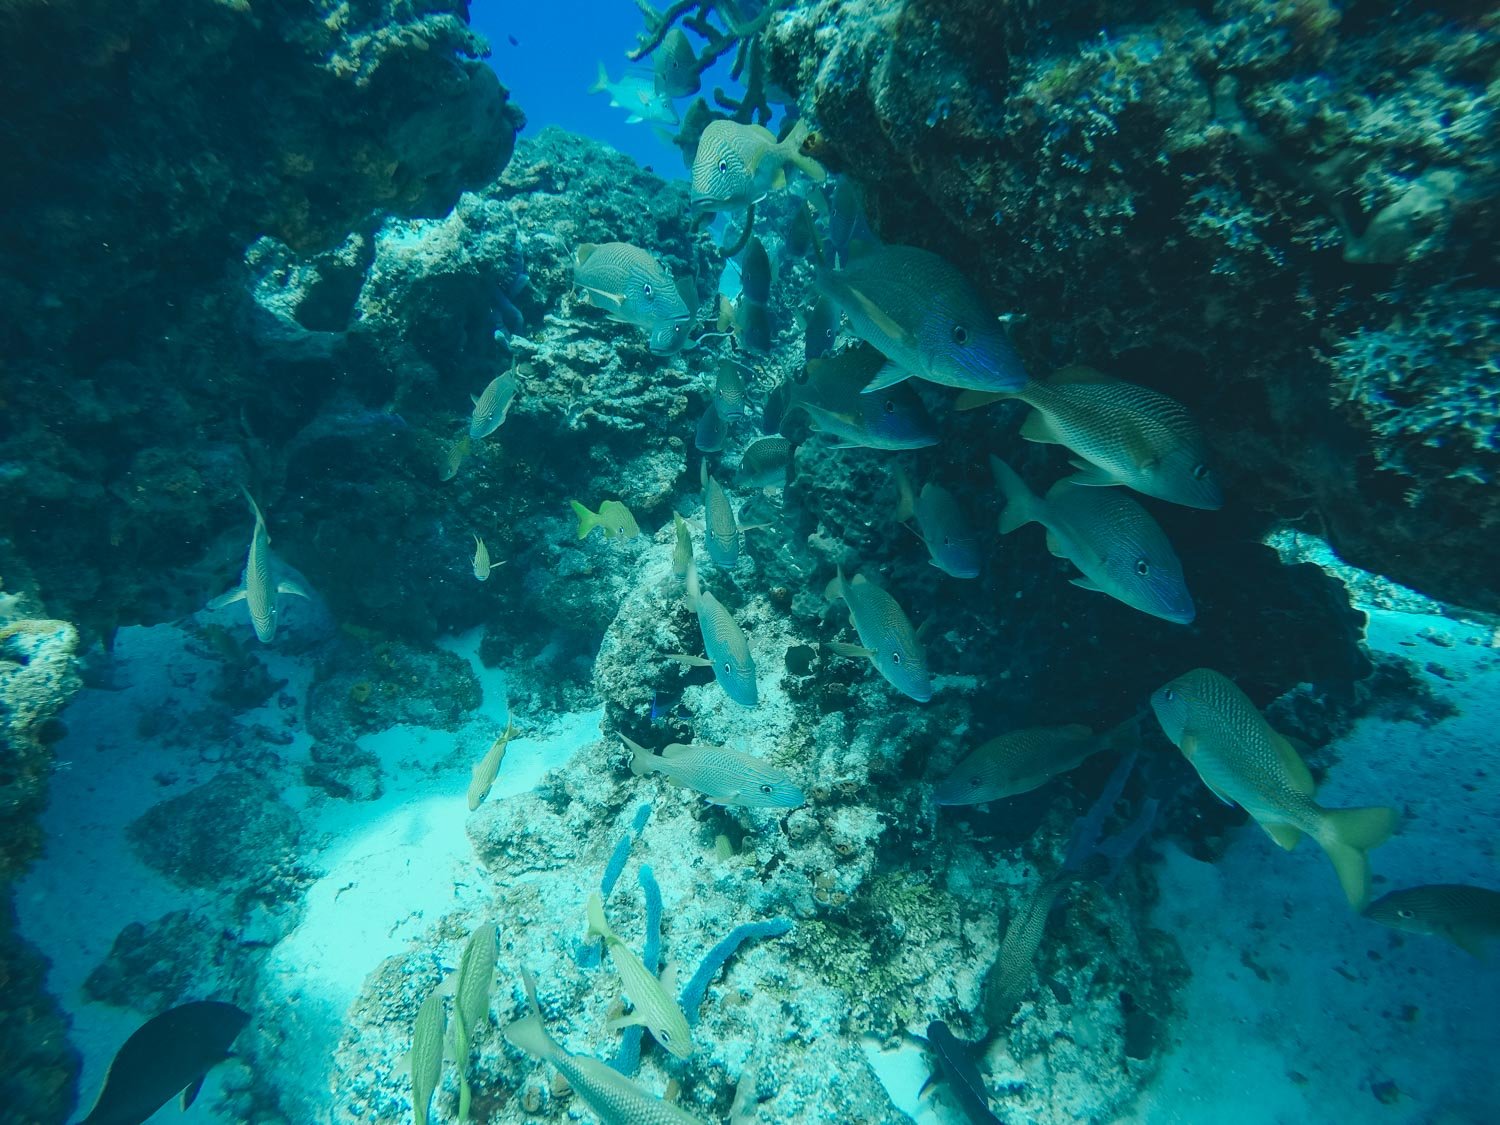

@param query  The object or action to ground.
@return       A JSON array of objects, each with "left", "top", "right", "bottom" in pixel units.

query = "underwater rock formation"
[{"left": 764, "top": 0, "right": 1500, "bottom": 612}]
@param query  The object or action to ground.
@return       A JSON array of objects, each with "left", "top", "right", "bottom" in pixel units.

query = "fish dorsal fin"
[
  {"left": 575, "top": 243, "right": 598, "bottom": 265},
  {"left": 661, "top": 744, "right": 694, "bottom": 760},
  {"left": 181, "top": 1073, "right": 208, "bottom": 1111},
  {"left": 1047, "top": 365, "right": 1116, "bottom": 386},
  {"left": 1271, "top": 731, "right": 1316, "bottom": 796},
  {"left": 1020, "top": 410, "right": 1061, "bottom": 444}
]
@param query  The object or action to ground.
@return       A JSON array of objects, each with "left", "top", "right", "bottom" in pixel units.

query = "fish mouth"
[{"left": 689, "top": 192, "right": 725, "bottom": 211}]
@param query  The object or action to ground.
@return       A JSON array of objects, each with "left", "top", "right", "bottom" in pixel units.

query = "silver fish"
[
  {"left": 591, "top": 63, "right": 679, "bottom": 127},
  {"left": 672, "top": 560, "right": 758, "bottom": 707},
  {"left": 825, "top": 566, "right": 932, "bottom": 702},
  {"left": 208, "top": 488, "right": 309, "bottom": 644},
  {"left": 573, "top": 242, "right": 690, "bottom": 329},
  {"left": 623, "top": 734, "right": 804, "bottom": 809},
  {"left": 469, "top": 366, "right": 518, "bottom": 440},
  {"left": 701, "top": 462, "right": 740, "bottom": 568}
]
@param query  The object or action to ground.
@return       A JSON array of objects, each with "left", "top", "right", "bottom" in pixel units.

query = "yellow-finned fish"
[
  {"left": 990, "top": 454, "right": 1194, "bottom": 625},
  {"left": 504, "top": 969, "right": 704, "bottom": 1124},
  {"left": 935, "top": 725, "right": 1101, "bottom": 806},
  {"left": 622, "top": 733, "right": 805, "bottom": 809},
  {"left": 814, "top": 245, "right": 1028, "bottom": 394},
  {"left": 1151, "top": 668, "right": 1398, "bottom": 909},
  {"left": 208, "top": 488, "right": 309, "bottom": 644},
  {"left": 467, "top": 718, "right": 517, "bottom": 811},
  {"left": 571, "top": 499, "right": 640, "bottom": 541},
  {"left": 472, "top": 535, "right": 504, "bottom": 581},
  {"left": 690, "top": 118, "right": 825, "bottom": 213},
  {"left": 824, "top": 566, "right": 931, "bottom": 702},
  {"left": 469, "top": 365, "right": 519, "bottom": 440},
  {"left": 573, "top": 242, "right": 691, "bottom": 329},
  {"left": 586, "top": 892, "right": 693, "bottom": 1059},
  {"left": 1364, "top": 884, "right": 1500, "bottom": 957},
  {"left": 958, "top": 367, "right": 1221, "bottom": 510},
  {"left": 670, "top": 559, "right": 758, "bottom": 707},
  {"left": 672, "top": 512, "right": 694, "bottom": 578}
]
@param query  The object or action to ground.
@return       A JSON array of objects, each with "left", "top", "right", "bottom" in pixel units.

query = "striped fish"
[
  {"left": 208, "top": 489, "right": 308, "bottom": 644},
  {"left": 469, "top": 366, "right": 519, "bottom": 440},
  {"left": 983, "top": 877, "right": 1066, "bottom": 1026},
  {"left": 670, "top": 560, "right": 758, "bottom": 708},
  {"left": 623, "top": 734, "right": 804, "bottom": 809},
  {"left": 586, "top": 893, "right": 693, "bottom": 1059},
  {"left": 935, "top": 725, "right": 1099, "bottom": 806},
  {"left": 824, "top": 567, "right": 931, "bottom": 702},
  {"left": 701, "top": 463, "right": 740, "bottom": 569}
]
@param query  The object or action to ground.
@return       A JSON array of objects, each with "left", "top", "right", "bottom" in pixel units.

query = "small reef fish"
[
  {"left": 672, "top": 559, "right": 758, "bottom": 707},
  {"left": 471, "top": 535, "right": 504, "bottom": 581},
  {"left": 622, "top": 733, "right": 805, "bottom": 809},
  {"left": 1151, "top": 668, "right": 1399, "bottom": 909},
  {"left": 78, "top": 1000, "right": 249, "bottom": 1125},
  {"left": 653, "top": 27, "right": 700, "bottom": 97},
  {"left": 648, "top": 318, "right": 691, "bottom": 355},
  {"left": 573, "top": 242, "right": 691, "bottom": 329},
  {"left": 208, "top": 488, "right": 309, "bottom": 644},
  {"left": 439, "top": 434, "right": 471, "bottom": 481},
  {"left": 409, "top": 987, "right": 445, "bottom": 1125},
  {"left": 895, "top": 470, "right": 980, "bottom": 578},
  {"left": 825, "top": 566, "right": 932, "bottom": 702},
  {"left": 984, "top": 878, "right": 1066, "bottom": 1027},
  {"left": 690, "top": 118, "right": 826, "bottom": 213},
  {"left": 785, "top": 196, "right": 819, "bottom": 258},
  {"left": 826, "top": 176, "right": 876, "bottom": 264},
  {"left": 504, "top": 969, "right": 704, "bottom": 1124},
  {"left": 1364, "top": 884, "right": 1500, "bottom": 957},
  {"left": 701, "top": 462, "right": 741, "bottom": 568},
  {"left": 713, "top": 359, "right": 749, "bottom": 421},
  {"left": 782, "top": 344, "right": 938, "bottom": 450},
  {"left": 990, "top": 455, "right": 1194, "bottom": 625},
  {"left": 726, "top": 293, "right": 773, "bottom": 354},
  {"left": 815, "top": 245, "right": 1028, "bottom": 393},
  {"left": 571, "top": 499, "right": 641, "bottom": 541},
  {"left": 590, "top": 62, "right": 679, "bottom": 126},
  {"left": 695, "top": 401, "right": 728, "bottom": 452},
  {"left": 467, "top": 718, "right": 517, "bottom": 811},
  {"left": 586, "top": 892, "right": 694, "bottom": 1058},
  {"left": 736, "top": 436, "right": 794, "bottom": 490},
  {"left": 803, "top": 294, "right": 838, "bottom": 361},
  {"left": 739, "top": 236, "right": 772, "bottom": 304},
  {"left": 469, "top": 365, "right": 518, "bottom": 440},
  {"left": 672, "top": 512, "right": 694, "bottom": 578},
  {"left": 958, "top": 367, "right": 1222, "bottom": 510},
  {"left": 934, "top": 725, "right": 1102, "bottom": 806},
  {"left": 924, "top": 1021, "right": 1003, "bottom": 1125}
]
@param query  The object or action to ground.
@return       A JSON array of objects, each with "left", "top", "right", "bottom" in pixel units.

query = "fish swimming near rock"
[
  {"left": 622, "top": 734, "right": 805, "bottom": 809},
  {"left": 571, "top": 499, "right": 641, "bottom": 541},
  {"left": 1151, "top": 668, "right": 1399, "bottom": 909},
  {"left": 504, "top": 968, "right": 704, "bottom": 1123},
  {"left": 672, "top": 512, "right": 694, "bottom": 578},
  {"left": 713, "top": 359, "right": 750, "bottom": 421},
  {"left": 208, "top": 489, "right": 309, "bottom": 644},
  {"left": 469, "top": 365, "right": 519, "bottom": 440},
  {"left": 984, "top": 877, "right": 1067, "bottom": 1027},
  {"left": 409, "top": 986, "right": 445, "bottom": 1125},
  {"left": 694, "top": 401, "right": 728, "bottom": 452},
  {"left": 935, "top": 724, "right": 1104, "bottom": 806},
  {"left": 590, "top": 62, "right": 679, "bottom": 126},
  {"left": 701, "top": 462, "right": 742, "bottom": 568},
  {"left": 467, "top": 717, "right": 517, "bottom": 811},
  {"left": 690, "top": 118, "right": 826, "bottom": 213},
  {"left": 958, "top": 367, "right": 1222, "bottom": 510},
  {"left": 573, "top": 242, "right": 691, "bottom": 329},
  {"left": 671, "top": 559, "right": 758, "bottom": 707},
  {"left": 780, "top": 344, "right": 938, "bottom": 450},
  {"left": 1364, "top": 884, "right": 1500, "bottom": 957},
  {"left": 990, "top": 455, "right": 1195, "bottom": 624},
  {"left": 653, "top": 27, "right": 700, "bottom": 97},
  {"left": 924, "top": 1021, "right": 1003, "bottom": 1124},
  {"left": 736, "top": 436, "right": 795, "bottom": 490},
  {"left": 439, "top": 434, "right": 471, "bottom": 481},
  {"left": 815, "top": 245, "right": 1028, "bottom": 394},
  {"left": 895, "top": 470, "right": 980, "bottom": 578},
  {"left": 803, "top": 293, "right": 839, "bottom": 361},
  {"left": 78, "top": 1000, "right": 250, "bottom": 1125},
  {"left": 649, "top": 318, "right": 692, "bottom": 355},
  {"left": 826, "top": 176, "right": 876, "bottom": 264},
  {"left": 472, "top": 535, "right": 504, "bottom": 581},
  {"left": 586, "top": 892, "right": 694, "bottom": 1058},
  {"left": 824, "top": 566, "right": 932, "bottom": 702}
]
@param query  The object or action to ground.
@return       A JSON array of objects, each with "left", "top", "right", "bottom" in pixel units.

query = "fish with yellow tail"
[
  {"left": 586, "top": 892, "right": 694, "bottom": 1059},
  {"left": 984, "top": 876, "right": 1067, "bottom": 1027},
  {"left": 668, "top": 558, "right": 757, "bottom": 707},
  {"left": 957, "top": 367, "right": 1222, "bottom": 510},
  {"left": 208, "top": 488, "right": 309, "bottom": 644},
  {"left": 471, "top": 535, "right": 504, "bottom": 581},
  {"left": 824, "top": 566, "right": 932, "bottom": 702},
  {"left": 504, "top": 968, "right": 704, "bottom": 1124},
  {"left": 990, "top": 454, "right": 1195, "bottom": 624},
  {"left": 1364, "top": 884, "right": 1500, "bottom": 957},
  {"left": 1151, "top": 668, "right": 1398, "bottom": 909},
  {"left": 571, "top": 499, "right": 640, "bottom": 541},
  {"left": 690, "top": 119, "right": 826, "bottom": 213},
  {"left": 622, "top": 733, "right": 805, "bottom": 809}
]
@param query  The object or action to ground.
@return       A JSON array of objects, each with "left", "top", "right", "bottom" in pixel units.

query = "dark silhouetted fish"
[
  {"left": 925, "top": 1021, "right": 1003, "bottom": 1123},
  {"left": 78, "top": 1000, "right": 249, "bottom": 1125}
]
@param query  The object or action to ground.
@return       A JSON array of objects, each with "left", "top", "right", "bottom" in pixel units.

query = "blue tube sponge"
[
  {"left": 679, "top": 919, "right": 794, "bottom": 1026},
  {"left": 611, "top": 864, "right": 664, "bottom": 1075}
]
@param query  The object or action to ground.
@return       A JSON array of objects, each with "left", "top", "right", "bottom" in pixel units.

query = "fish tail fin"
[
  {"left": 990, "top": 456, "right": 1042, "bottom": 535},
  {"left": 779, "top": 118, "right": 827, "bottom": 183},
  {"left": 590, "top": 61, "right": 609, "bottom": 93},
  {"left": 586, "top": 891, "right": 614, "bottom": 943},
  {"left": 502, "top": 968, "right": 558, "bottom": 1061},
  {"left": 569, "top": 500, "right": 596, "bottom": 539},
  {"left": 1318, "top": 805, "right": 1399, "bottom": 909}
]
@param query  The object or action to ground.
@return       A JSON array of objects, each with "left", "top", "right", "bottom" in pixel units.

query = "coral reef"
[{"left": 763, "top": 0, "right": 1500, "bottom": 612}]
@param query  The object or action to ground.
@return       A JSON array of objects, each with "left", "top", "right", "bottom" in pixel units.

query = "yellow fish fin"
[
  {"left": 1262, "top": 822, "right": 1303, "bottom": 851},
  {"left": 1445, "top": 924, "right": 1491, "bottom": 959},
  {"left": 1271, "top": 732, "right": 1317, "bottom": 796},
  {"left": 1318, "top": 805, "right": 1398, "bottom": 909},
  {"left": 1020, "top": 410, "right": 1062, "bottom": 444}
]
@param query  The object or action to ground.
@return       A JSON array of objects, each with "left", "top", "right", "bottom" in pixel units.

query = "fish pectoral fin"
[
  {"left": 842, "top": 284, "right": 916, "bottom": 347},
  {"left": 277, "top": 578, "right": 310, "bottom": 599},
  {"left": 1043, "top": 531, "right": 1068, "bottom": 559},
  {"left": 1445, "top": 924, "right": 1491, "bottom": 959},
  {"left": 827, "top": 641, "right": 875, "bottom": 661},
  {"left": 1262, "top": 821, "right": 1303, "bottom": 851},
  {"left": 955, "top": 389, "right": 1008, "bottom": 411},
  {"left": 1202, "top": 779, "right": 1237, "bottom": 808},
  {"left": 1020, "top": 410, "right": 1061, "bottom": 444},
  {"left": 861, "top": 361, "right": 914, "bottom": 392},
  {"left": 664, "top": 653, "right": 713, "bottom": 667},
  {"left": 1270, "top": 732, "right": 1317, "bottom": 796},
  {"left": 207, "top": 587, "right": 247, "bottom": 610},
  {"left": 606, "top": 1011, "right": 648, "bottom": 1031},
  {"left": 181, "top": 1074, "right": 208, "bottom": 1111},
  {"left": 1068, "top": 575, "right": 1102, "bottom": 593},
  {"left": 1063, "top": 460, "right": 1119, "bottom": 487}
]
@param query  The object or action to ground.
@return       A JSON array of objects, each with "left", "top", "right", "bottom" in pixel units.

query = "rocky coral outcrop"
[{"left": 763, "top": 0, "right": 1500, "bottom": 612}]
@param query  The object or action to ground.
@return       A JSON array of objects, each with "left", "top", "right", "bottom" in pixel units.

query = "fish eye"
[
  {"left": 722, "top": 661, "right": 731, "bottom": 673},
  {"left": 1163, "top": 688, "right": 1176, "bottom": 701},
  {"left": 643, "top": 283, "right": 654, "bottom": 298},
  {"left": 952, "top": 324, "right": 969, "bottom": 344},
  {"left": 718, "top": 159, "right": 729, "bottom": 173},
  {"left": 883, "top": 399, "right": 896, "bottom": 413},
  {"left": 891, "top": 651, "right": 902, "bottom": 664},
  {"left": 1192, "top": 463, "right": 1209, "bottom": 480},
  {"left": 969, "top": 776, "right": 982, "bottom": 787},
  {"left": 1134, "top": 558, "right": 1150, "bottom": 577},
  {"left": 1397, "top": 908, "right": 1415, "bottom": 919},
  {"left": 659, "top": 1029, "right": 672, "bottom": 1042},
  {"left": 760, "top": 783, "right": 774, "bottom": 794}
]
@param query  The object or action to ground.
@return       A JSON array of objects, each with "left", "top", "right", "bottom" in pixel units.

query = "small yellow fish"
[
  {"left": 207, "top": 488, "right": 309, "bottom": 644},
  {"left": 467, "top": 718, "right": 517, "bottom": 811},
  {"left": 690, "top": 118, "right": 825, "bottom": 213},
  {"left": 439, "top": 434, "right": 471, "bottom": 481},
  {"left": 1152, "top": 668, "right": 1398, "bottom": 909},
  {"left": 622, "top": 734, "right": 804, "bottom": 809},
  {"left": 701, "top": 463, "right": 741, "bottom": 568},
  {"left": 670, "top": 558, "right": 758, "bottom": 707},
  {"left": 586, "top": 892, "right": 693, "bottom": 1059},
  {"left": 570, "top": 499, "right": 640, "bottom": 541},
  {"left": 469, "top": 365, "right": 519, "bottom": 440},
  {"left": 672, "top": 512, "right": 694, "bottom": 578},
  {"left": 472, "top": 535, "right": 504, "bottom": 581}
]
